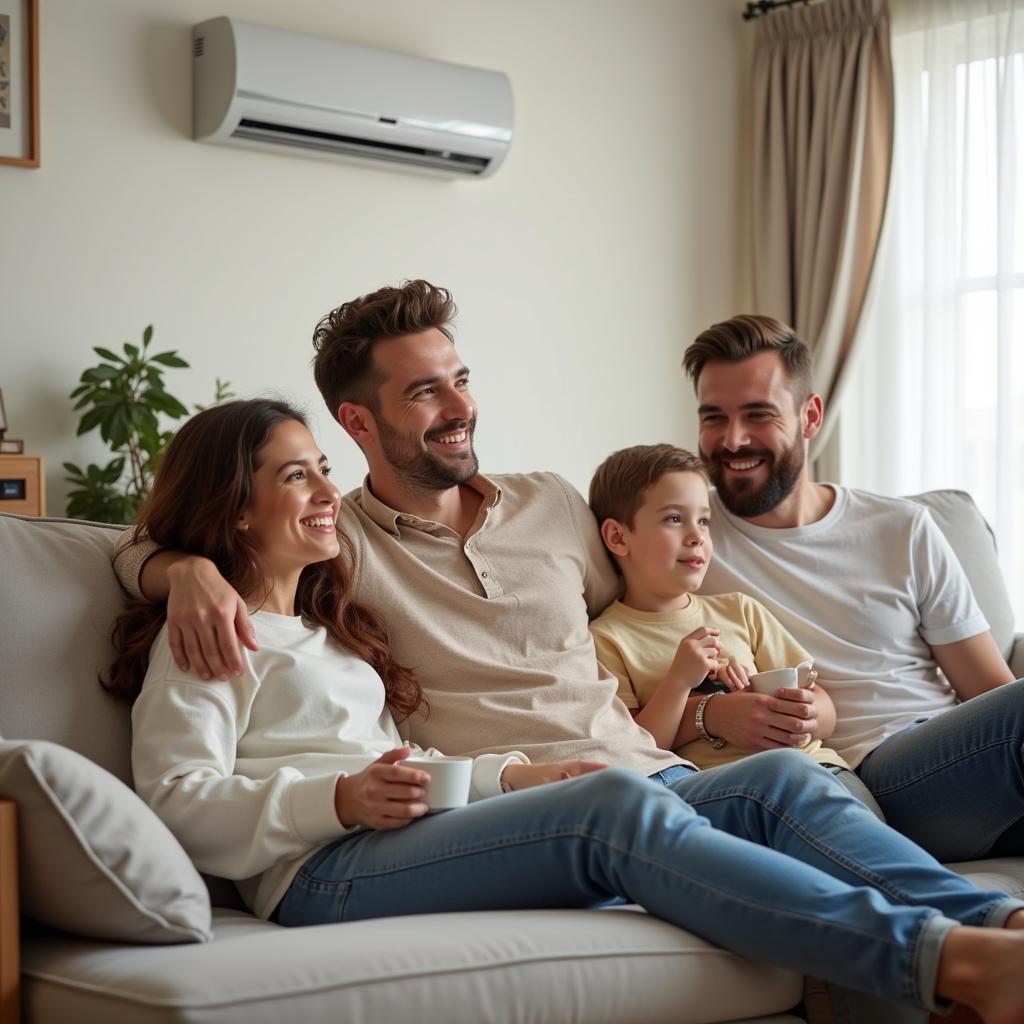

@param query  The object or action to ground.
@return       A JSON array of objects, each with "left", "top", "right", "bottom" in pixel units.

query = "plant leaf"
[
  {"left": 82, "top": 365, "right": 119, "bottom": 383},
  {"left": 106, "top": 407, "right": 131, "bottom": 449},
  {"left": 142, "top": 325, "right": 154, "bottom": 347},
  {"left": 151, "top": 352, "right": 189, "bottom": 369},
  {"left": 76, "top": 407, "right": 105, "bottom": 435},
  {"left": 162, "top": 395, "right": 190, "bottom": 418},
  {"left": 101, "top": 458, "right": 125, "bottom": 483},
  {"left": 93, "top": 347, "right": 124, "bottom": 363}
]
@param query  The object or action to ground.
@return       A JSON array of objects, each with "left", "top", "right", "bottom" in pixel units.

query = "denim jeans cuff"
[
  {"left": 982, "top": 897, "right": 1024, "bottom": 928},
  {"left": 916, "top": 913, "right": 958, "bottom": 1014}
]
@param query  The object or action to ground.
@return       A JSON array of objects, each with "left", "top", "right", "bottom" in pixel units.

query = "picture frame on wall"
[{"left": 0, "top": 0, "right": 39, "bottom": 168}]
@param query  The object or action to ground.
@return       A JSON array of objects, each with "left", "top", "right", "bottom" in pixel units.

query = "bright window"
[{"left": 841, "top": 2, "right": 1024, "bottom": 628}]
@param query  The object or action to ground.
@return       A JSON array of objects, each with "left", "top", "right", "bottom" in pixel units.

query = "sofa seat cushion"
[
  {"left": 0, "top": 739, "right": 211, "bottom": 943},
  {"left": 20, "top": 906, "right": 803, "bottom": 1024},
  {"left": 947, "top": 857, "right": 1024, "bottom": 898}
]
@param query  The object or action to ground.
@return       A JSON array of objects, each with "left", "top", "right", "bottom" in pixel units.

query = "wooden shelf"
[{"left": 0, "top": 454, "right": 45, "bottom": 517}]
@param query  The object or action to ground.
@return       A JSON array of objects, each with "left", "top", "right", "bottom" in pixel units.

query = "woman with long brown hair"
[
  {"left": 115, "top": 399, "right": 1024, "bottom": 1023},
  {"left": 114, "top": 398, "right": 599, "bottom": 918}
]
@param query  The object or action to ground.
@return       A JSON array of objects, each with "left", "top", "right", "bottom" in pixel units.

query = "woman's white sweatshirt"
[{"left": 131, "top": 610, "right": 525, "bottom": 919}]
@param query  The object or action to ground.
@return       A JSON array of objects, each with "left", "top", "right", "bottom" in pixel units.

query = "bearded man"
[{"left": 680, "top": 313, "right": 1024, "bottom": 863}]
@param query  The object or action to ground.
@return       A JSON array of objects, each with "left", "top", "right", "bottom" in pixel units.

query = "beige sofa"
[{"left": 1, "top": 491, "right": 1022, "bottom": 1024}]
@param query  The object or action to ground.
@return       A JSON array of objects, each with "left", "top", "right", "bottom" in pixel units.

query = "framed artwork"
[{"left": 0, "top": 0, "right": 39, "bottom": 168}]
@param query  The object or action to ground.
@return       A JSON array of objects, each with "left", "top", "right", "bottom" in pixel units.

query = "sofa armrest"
[
  {"left": 0, "top": 800, "right": 18, "bottom": 1024},
  {"left": 1010, "top": 633, "right": 1024, "bottom": 681}
]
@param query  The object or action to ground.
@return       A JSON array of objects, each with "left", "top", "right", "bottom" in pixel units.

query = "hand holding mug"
[{"left": 334, "top": 747, "right": 430, "bottom": 829}]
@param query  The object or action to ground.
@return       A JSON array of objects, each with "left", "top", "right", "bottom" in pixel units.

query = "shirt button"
[{"left": 481, "top": 571, "right": 489, "bottom": 578}]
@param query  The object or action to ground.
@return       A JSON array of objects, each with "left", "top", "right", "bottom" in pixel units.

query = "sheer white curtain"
[{"left": 841, "top": 0, "right": 1024, "bottom": 627}]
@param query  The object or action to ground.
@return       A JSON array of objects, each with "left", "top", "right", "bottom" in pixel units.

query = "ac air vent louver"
[{"left": 232, "top": 119, "right": 489, "bottom": 175}]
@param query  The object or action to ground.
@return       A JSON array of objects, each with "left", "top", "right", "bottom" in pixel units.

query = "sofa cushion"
[
  {"left": 907, "top": 490, "right": 1016, "bottom": 659},
  {"left": 19, "top": 906, "right": 803, "bottom": 1024},
  {"left": 0, "top": 513, "right": 132, "bottom": 783},
  {"left": 0, "top": 739, "right": 211, "bottom": 943},
  {"left": 948, "top": 857, "right": 1024, "bottom": 899}
]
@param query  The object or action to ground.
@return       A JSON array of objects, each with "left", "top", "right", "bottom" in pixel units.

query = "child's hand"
[
  {"left": 501, "top": 760, "right": 608, "bottom": 791},
  {"left": 334, "top": 747, "right": 430, "bottom": 830},
  {"left": 668, "top": 626, "right": 722, "bottom": 687},
  {"left": 714, "top": 660, "right": 754, "bottom": 692}
]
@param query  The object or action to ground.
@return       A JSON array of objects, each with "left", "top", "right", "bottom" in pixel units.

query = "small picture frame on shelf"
[{"left": 0, "top": 389, "right": 23, "bottom": 451}]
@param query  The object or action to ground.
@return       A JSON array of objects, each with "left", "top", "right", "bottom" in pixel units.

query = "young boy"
[{"left": 588, "top": 444, "right": 846, "bottom": 772}]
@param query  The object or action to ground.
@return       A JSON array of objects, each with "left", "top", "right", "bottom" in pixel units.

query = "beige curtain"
[{"left": 751, "top": 0, "right": 894, "bottom": 474}]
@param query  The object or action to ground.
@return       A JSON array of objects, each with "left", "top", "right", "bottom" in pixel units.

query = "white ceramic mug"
[
  {"left": 748, "top": 667, "right": 799, "bottom": 694},
  {"left": 749, "top": 660, "right": 814, "bottom": 695},
  {"left": 403, "top": 756, "right": 473, "bottom": 810}
]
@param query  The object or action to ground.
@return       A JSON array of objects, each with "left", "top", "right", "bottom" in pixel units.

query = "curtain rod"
[{"left": 742, "top": 0, "right": 814, "bottom": 21}]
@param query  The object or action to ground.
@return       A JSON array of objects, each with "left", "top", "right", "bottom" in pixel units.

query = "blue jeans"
[
  {"left": 856, "top": 678, "right": 1024, "bottom": 861},
  {"left": 275, "top": 750, "right": 1023, "bottom": 1012}
]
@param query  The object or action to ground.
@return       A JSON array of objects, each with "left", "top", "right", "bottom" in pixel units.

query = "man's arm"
[
  {"left": 673, "top": 596, "right": 834, "bottom": 750},
  {"left": 674, "top": 687, "right": 828, "bottom": 750},
  {"left": 933, "top": 632, "right": 1015, "bottom": 701},
  {"left": 140, "top": 552, "right": 257, "bottom": 681}
]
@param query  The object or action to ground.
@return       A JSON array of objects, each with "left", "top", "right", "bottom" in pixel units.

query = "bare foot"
[
  {"left": 933, "top": 914, "right": 1024, "bottom": 1024},
  {"left": 938, "top": 927, "right": 1024, "bottom": 1024},
  {"left": 930, "top": 1008, "right": 983, "bottom": 1024},
  {"left": 1004, "top": 909, "right": 1024, "bottom": 930}
]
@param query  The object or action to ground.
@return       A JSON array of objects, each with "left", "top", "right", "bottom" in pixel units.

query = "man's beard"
[
  {"left": 377, "top": 416, "right": 480, "bottom": 491},
  {"left": 706, "top": 433, "right": 804, "bottom": 518}
]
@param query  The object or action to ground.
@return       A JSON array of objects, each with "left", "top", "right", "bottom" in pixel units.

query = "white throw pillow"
[{"left": 0, "top": 739, "right": 211, "bottom": 943}]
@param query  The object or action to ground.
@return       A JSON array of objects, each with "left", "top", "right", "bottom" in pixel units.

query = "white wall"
[{"left": 0, "top": 0, "right": 748, "bottom": 514}]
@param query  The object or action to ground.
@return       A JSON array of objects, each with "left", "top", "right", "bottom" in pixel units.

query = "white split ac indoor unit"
[{"left": 192, "top": 16, "right": 514, "bottom": 178}]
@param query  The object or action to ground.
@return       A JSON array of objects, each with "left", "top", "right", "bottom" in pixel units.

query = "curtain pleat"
[{"left": 751, "top": 0, "right": 895, "bottom": 467}]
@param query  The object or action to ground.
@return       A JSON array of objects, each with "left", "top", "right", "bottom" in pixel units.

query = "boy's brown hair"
[
  {"left": 682, "top": 314, "right": 813, "bottom": 404},
  {"left": 589, "top": 444, "right": 708, "bottom": 531},
  {"left": 312, "top": 279, "right": 457, "bottom": 421}
]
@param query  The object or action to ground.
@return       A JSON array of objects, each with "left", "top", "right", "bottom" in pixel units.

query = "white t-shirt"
[
  {"left": 700, "top": 486, "right": 989, "bottom": 768},
  {"left": 132, "top": 611, "right": 525, "bottom": 920}
]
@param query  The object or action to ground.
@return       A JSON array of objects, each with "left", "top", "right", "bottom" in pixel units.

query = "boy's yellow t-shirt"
[{"left": 590, "top": 593, "right": 849, "bottom": 770}]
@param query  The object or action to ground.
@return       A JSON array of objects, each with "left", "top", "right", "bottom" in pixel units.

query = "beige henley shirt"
[{"left": 114, "top": 471, "right": 683, "bottom": 776}]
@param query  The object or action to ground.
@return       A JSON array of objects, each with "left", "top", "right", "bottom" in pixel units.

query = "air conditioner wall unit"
[{"left": 192, "top": 17, "right": 513, "bottom": 178}]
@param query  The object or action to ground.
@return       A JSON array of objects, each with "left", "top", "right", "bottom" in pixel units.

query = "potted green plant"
[{"left": 64, "top": 325, "right": 231, "bottom": 524}]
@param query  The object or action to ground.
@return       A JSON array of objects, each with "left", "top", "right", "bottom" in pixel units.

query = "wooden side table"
[
  {"left": 0, "top": 801, "right": 18, "bottom": 1024},
  {"left": 0, "top": 454, "right": 45, "bottom": 517}
]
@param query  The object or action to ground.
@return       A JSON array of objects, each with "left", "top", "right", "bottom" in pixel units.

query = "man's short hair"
[
  {"left": 312, "top": 279, "right": 457, "bottom": 419},
  {"left": 682, "top": 314, "right": 813, "bottom": 404},
  {"left": 589, "top": 444, "right": 708, "bottom": 530}
]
